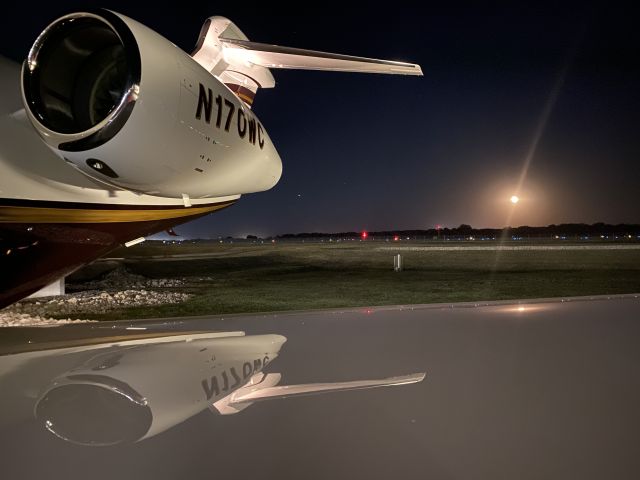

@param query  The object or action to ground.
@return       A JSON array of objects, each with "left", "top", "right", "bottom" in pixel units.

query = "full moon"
[{"left": 510, "top": 195, "right": 519, "bottom": 204}]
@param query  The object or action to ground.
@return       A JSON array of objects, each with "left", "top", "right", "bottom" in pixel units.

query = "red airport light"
[
  {"left": 361, "top": 231, "right": 368, "bottom": 239},
  {"left": 393, "top": 235, "right": 399, "bottom": 241}
]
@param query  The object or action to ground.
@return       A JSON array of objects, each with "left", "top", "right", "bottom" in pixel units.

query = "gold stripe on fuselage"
[
  {"left": 237, "top": 92, "right": 254, "bottom": 104},
  {"left": 0, "top": 201, "right": 234, "bottom": 223}
]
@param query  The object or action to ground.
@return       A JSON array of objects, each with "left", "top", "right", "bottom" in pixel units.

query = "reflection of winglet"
[{"left": 212, "top": 372, "right": 426, "bottom": 415}]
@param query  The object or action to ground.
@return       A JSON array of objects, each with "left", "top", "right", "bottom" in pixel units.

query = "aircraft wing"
[
  {"left": 212, "top": 371, "right": 426, "bottom": 415},
  {"left": 220, "top": 38, "right": 423, "bottom": 76}
]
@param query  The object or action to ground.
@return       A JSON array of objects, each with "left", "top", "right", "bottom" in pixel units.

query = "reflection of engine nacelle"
[
  {"left": 32, "top": 331, "right": 425, "bottom": 446},
  {"left": 34, "top": 333, "right": 286, "bottom": 446},
  {"left": 21, "top": 10, "right": 282, "bottom": 198}
]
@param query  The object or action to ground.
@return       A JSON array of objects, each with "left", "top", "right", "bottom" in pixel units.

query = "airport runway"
[
  {"left": 1, "top": 295, "right": 640, "bottom": 479},
  {"left": 379, "top": 244, "right": 640, "bottom": 251}
]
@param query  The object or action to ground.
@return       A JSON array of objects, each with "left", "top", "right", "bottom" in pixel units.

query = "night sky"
[{"left": 1, "top": 2, "right": 638, "bottom": 237}]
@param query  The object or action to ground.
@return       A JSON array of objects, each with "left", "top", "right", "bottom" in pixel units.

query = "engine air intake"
[{"left": 22, "top": 11, "right": 140, "bottom": 143}]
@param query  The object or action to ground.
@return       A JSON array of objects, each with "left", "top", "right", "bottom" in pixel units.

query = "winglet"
[
  {"left": 220, "top": 38, "right": 423, "bottom": 76},
  {"left": 191, "top": 16, "right": 422, "bottom": 107}
]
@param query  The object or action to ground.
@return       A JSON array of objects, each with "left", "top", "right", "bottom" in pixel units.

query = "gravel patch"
[
  {"left": 0, "top": 313, "right": 96, "bottom": 327},
  {"left": 68, "top": 266, "right": 187, "bottom": 291},
  {"left": 4, "top": 289, "right": 192, "bottom": 318},
  {"left": 1, "top": 267, "right": 195, "bottom": 326}
]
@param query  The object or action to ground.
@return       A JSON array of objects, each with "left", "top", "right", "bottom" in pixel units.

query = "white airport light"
[{"left": 510, "top": 195, "right": 519, "bottom": 204}]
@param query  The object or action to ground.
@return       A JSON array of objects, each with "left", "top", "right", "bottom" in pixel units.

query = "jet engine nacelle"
[{"left": 21, "top": 10, "right": 282, "bottom": 198}]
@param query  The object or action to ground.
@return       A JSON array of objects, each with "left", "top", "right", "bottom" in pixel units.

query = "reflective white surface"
[{"left": 1, "top": 295, "right": 639, "bottom": 479}]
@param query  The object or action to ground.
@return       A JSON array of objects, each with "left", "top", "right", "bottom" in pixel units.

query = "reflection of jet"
[
  {"left": 0, "top": 11, "right": 422, "bottom": 307},
  {"left": 30, "top": 331, "right": 425, "bottom": 446}
]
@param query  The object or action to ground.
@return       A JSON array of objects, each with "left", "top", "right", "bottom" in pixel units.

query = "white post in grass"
[{"left": 394, "top": 254, "right": 403, "bottom": 272}]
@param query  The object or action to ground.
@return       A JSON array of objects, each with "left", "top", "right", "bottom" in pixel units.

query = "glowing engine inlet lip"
[{"left": 21, "top": 9, "right": 142, "bottom": 151}]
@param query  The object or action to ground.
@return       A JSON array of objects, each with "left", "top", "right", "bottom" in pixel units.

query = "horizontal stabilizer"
[
  {"left": 212, "top": 371, "right": 426, "bottom": 415},
  {"left": 221, "top": 37, "right": 423, "bottom": 76}
]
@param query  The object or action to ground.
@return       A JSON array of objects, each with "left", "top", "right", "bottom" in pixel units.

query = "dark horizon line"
[
  {"left": 158, "top": 222, "right": 640, "bottom": 241},
  {"left": 275, "top": 222, "right": 640, "bottom": 239}
]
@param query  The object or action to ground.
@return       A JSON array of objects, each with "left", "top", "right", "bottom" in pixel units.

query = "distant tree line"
[{"left": 275, "top": 223, "right": 640, "bottom": 239}]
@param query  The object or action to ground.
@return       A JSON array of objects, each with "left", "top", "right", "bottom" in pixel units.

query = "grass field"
[{"left": 67, "top": 240, "right": 640, "bottom": 321}]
